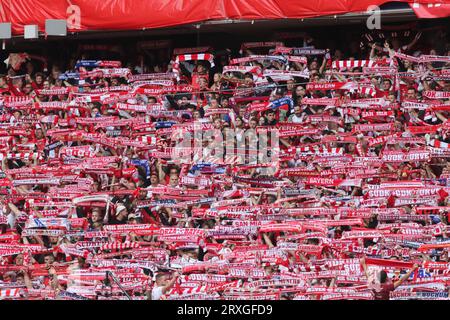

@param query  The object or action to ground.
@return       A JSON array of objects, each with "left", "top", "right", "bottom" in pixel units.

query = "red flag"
[{"left": 410, "top": 3, "right": 450, "bottom": 19}]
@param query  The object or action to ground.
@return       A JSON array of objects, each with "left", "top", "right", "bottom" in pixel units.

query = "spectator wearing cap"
[
  {"left": 127, "top": 212, "right": 142, "bottom": 224},
  {"left": 112, "top": 203, "right": 128, "bottom": 225}
]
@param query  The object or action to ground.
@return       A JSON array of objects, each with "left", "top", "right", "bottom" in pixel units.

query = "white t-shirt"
[
  {"left": 7, "top": 213, "right": 15, "bottom": 229},
  {"left": 151, "top": 286, "right": 164, "bottom": 300},
  {"left": 292, "top": 115, "right": 303, "bottom": 123}
]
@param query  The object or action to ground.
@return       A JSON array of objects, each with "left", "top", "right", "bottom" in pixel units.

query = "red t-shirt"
[
  {"left": 36, "top": 138, "right": 46, "bottom": 152},
  {"left": 140, "top": 209, "right": 159, "bottom": 225},
  {"left": 375, "top": 89, "right": 390, "bottom": 99},
  {"left": 373, "top": 282, "right": 395, "bottom": 300}
]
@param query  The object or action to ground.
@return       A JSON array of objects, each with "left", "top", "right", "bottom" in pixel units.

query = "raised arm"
[
  {"left": 161, "top": 272, "right": 179, "bottom": 295},
  {"left": 393, "top": 264, "right": 419, "bottom": 289},
  {"left": 360, "top": 256, "right": 369, "bottom": 278},
  {"left": 405, "top": 32, "right": 422, "bottom": 52}
]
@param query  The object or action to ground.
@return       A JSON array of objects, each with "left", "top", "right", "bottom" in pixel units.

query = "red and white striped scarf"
[
  {"left": 0, "top": 288, "right": 22, "bottom": 299},
  {"left": 0, "top": 152, "right": 40, "bottom": 161},
  {"left": 173, "top": 53, "right": 215, "bottom": 79},
  {"left": 423, "top": 91, "right": 450, "bottom": 100},
  {"left": 332, "top": 60, "right": 376, "bottom": 70}
]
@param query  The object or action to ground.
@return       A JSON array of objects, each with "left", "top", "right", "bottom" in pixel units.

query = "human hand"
[{"left": 48, "top": 267, "right": 57, "bottom": 276}]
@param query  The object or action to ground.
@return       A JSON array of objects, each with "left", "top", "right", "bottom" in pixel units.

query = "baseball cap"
[{"left": 115, "top": 204, "right": 127, "bottom": 217}]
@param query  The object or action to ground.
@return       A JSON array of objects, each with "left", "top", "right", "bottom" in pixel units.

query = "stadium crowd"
[{"left": 0, "top": 27, "right": 449, "bottom": 300}]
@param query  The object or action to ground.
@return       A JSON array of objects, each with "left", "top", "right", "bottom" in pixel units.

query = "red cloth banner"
[
  {"left": 409, "top": 2, "right": 450, "bottom": 18},
  {"left": 0, "top": 1, "right": 446, "bottom": 35}
]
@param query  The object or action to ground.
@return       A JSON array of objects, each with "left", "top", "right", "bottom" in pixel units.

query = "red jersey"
[{"left": 373, "top": 282, "right": 395, "bottom": 300}]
